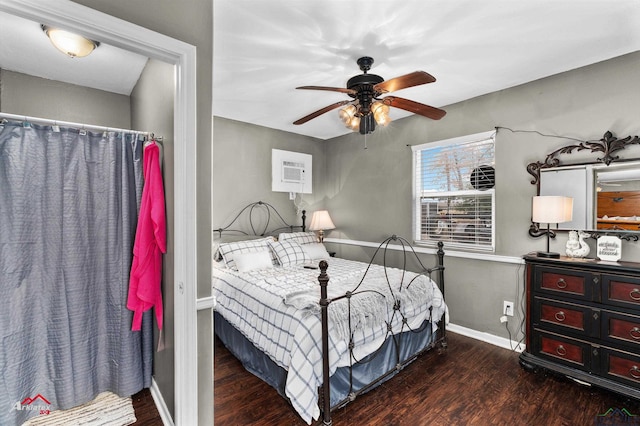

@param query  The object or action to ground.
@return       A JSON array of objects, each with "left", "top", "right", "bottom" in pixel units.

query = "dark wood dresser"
[{"left": 520, "top": 254, "right": 640, "bottom": 399}]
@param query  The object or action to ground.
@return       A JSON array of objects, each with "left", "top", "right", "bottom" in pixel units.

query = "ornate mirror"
[{"left": 527, "top": 131, "right": 640, "bottom": 240}]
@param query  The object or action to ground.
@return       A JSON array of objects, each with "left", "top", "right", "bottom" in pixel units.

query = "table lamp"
[
  {"left": 309, "top": 210, "right": 335, "bottom": 243},
  {"left": 532, "top": 196, "right": 573, "bottom": 258}
]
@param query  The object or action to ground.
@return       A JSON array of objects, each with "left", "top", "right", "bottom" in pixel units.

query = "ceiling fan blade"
[
  {"left": 296, "top": 86, "right": 357, "bottom": 95},
  {"left": 293, "top": 100, "right": 352, "bottom": 125},
  {"left": 374, "top": 71, "right": 436, "bottom": 94},
  {"left": 384, "top": 96, "right": 446, "bottom": 120}
]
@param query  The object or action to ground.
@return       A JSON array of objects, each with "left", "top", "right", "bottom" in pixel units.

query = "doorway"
[{"left": 0, "top": 1, "right": 199, "bottom": 424}]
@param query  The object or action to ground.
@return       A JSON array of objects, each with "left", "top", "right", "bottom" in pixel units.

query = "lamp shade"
[
  {"left": 309, "top": 210, "right": 335, "bottom": 231},
  {"left": 532, "top": 196, "right": 573, "bottom": 224}
]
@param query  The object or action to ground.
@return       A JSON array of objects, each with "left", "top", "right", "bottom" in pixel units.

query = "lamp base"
[{"left": 537, "top": 251, "right": 560, "bottom": 259}]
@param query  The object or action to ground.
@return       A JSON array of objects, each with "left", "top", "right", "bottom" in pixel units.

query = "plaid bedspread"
[{"left": 212, "top": 257, "right": 446, "bottom": 424}]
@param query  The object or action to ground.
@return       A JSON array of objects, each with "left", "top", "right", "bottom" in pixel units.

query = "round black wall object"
[{"left": 470, "top": 165, "right": 495, "bottom": 190}]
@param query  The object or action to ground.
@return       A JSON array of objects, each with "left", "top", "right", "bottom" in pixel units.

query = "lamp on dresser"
[
  {"left": 309, "top": 210, "right": 335, "bottom": 243},
  {"left": 532, "top": 195, "right": 573, "bottom": 258}
]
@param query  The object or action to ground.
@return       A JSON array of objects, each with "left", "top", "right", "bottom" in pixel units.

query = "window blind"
[{"left": 413, "top": 133, "right": 495, "bottom": 250}]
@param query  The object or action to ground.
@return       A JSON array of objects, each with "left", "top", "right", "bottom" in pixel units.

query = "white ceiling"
[
  {"left": 1, "top": 2, "right": 640, "bottom": 140},
  {"left": 0, "top": 11, "right": 148, "bottom": 96}
]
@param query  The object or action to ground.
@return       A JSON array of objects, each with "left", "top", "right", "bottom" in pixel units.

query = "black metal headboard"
[{"left": 213, "top": 201, "right": 306, "bottom": 238}]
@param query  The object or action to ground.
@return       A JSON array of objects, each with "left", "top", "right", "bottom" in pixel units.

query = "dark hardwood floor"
[
  {"left": 213, "top": 332, "right": 640, "bottom": 426},
  {"left": 131, "top": 388, "right": 162, "bottom": 425},
  {"left": 131, "top": 331, "right": 640, "bottom": 425}
]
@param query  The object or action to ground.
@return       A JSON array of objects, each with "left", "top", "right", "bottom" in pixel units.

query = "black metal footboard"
[{"left": 317, "top": 237, "right": 446, "bottom": 426}]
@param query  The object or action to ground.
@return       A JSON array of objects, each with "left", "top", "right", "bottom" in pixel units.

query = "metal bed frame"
[
  {"left": 317, "top": 235, "right": 445, "bottom": 425},
  {"left": 213, "top": 200, "right": 306, "bottom": 238},
  {"left": 213, "top": 202, "right": 447, "bottom": 425}
]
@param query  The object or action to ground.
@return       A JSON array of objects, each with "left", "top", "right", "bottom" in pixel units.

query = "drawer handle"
[
  {"left": 556, "top": 345, "right": 567, "bottom": 356},
  {"left": 630, "top": 327, "right": 640, "bottom": 340},
  {"left": 630, "top": 288, "right": 640, "bottom": 301},
  {"left": 554, "top": 311, "right": 566, "bottom": 322},
  {"left": 630, "top": 366, "right": 640, "bottom": 379},
  {"left": 556, "top": 278, "right": 567, "bottom": 289}
]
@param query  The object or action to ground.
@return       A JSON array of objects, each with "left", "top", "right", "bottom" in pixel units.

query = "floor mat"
[{"left": 22, "top": 392, "right": 136, "bottom": 426}]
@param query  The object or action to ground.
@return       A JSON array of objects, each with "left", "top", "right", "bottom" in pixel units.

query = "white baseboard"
[
  {"left": 447, "top": 323, "right": 525, "bottom": 353},
  {"left": 150, "top": 378, "right": 174, "bottom": 426}
]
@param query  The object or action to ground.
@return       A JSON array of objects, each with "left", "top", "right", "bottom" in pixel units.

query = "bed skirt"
[{"left": 214, "top": 311, "right": 439, "bottom": 412}]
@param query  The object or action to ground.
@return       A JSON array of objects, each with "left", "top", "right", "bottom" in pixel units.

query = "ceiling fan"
[{"left": 293, "top": 56, "right": 446, "bottom": 135}]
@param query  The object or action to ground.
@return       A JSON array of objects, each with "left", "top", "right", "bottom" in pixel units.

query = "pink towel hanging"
[{"left": 127, "top": 140, "right": 167, "bottom": 331}]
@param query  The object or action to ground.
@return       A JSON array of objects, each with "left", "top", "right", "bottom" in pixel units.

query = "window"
[{"left": 412, "top": 131, "right": 495, "bottom": 251}]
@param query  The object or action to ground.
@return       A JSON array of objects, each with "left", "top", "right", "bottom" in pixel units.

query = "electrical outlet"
[{"left": 503, "top": 301, "right": 514, "bottom": 317}]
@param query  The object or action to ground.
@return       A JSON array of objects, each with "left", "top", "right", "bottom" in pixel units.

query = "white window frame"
[{"left": 412, "top": 130, "right": 496, "bottom": 252}]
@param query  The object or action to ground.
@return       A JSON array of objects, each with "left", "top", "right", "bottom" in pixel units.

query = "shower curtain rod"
[{"left": 0, "top": 112, "right": 163, "bottom": 141}]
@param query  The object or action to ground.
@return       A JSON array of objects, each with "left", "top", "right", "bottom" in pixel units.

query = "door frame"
[{"left": 0, "top": 1, "right": 199, "bottom": 424}]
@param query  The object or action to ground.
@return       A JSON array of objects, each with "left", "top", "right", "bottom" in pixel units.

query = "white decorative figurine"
[{"left": 565, "top": 230, "right": 591, "bottom": 258}]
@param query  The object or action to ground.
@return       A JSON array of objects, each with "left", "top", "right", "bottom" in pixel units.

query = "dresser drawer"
[
  {"left": 534, "top": 265, "right": 596, "bottom": 302},
  {"left": 523, "top": 256, "right": 640, "bottom": 399},
  {"left": 532, "top": 331, "right": 592, "bottom": 371},
  {"left": 601, "top": 311, "right": 640, "bottom": 348},
  {"left": 533, "top": 297, "right": 599, "bottom": 338},
  {"left": 603, "top": 274, "right": 640, "bottom": 309},
  {"left": 601, "top": 348, "right": 640, "bottom": 388}
]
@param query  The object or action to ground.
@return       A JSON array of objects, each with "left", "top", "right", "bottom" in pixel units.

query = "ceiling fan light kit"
[
  {"left": 294, "top": 56, "right": 446, "bottom": 135},
  {"left": 339, "top": 104, "right": 359, "bottom": 130}
]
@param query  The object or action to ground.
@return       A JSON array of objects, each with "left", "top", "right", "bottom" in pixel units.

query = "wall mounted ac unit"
[
  {"left": 282, "top": 160, "right": 305, "bottom": 184},
  {"left": 272, "top": 149, "right": 312, "bottom": 194}
]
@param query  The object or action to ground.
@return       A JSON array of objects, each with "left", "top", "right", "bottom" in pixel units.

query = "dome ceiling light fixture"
[
  {"left": 41, "top": 25, "right": 99, "bottom": 58},
  {"left": 293, "top": 57, "right": 446, "bottom": 135}
]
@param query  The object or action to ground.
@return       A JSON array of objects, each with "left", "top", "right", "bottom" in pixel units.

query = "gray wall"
[
  {"left": 212, "top": 117, "right": 328, "bottom": 230},
  {"left": 130, "top": 58, "right": 176, "bottom": 416},
  {"left": 324, "top": 51, "right": 640, "bottom": 340},
  {"left": 212, "top": 52, "right": 640, "bottom": 346},
  {"left": 0, "top": 69, "right": 130, "bottom": 128}
]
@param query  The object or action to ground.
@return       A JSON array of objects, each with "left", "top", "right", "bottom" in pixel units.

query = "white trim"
[
  {"left": 0, "top": 2, "right": 200, "bottom": 425},
  {"left": 171, "top": 30, "right": 199, "bottom": 426},
  {"left": 0, "top": 0, "right": 182, "bottom": 63},
  {"left": 411, "top": 130, "right": 497, "bottom": 251},
  {"left": 150, "top": 378, "right": 175, "bottom": 426},
  {"left": 448, "top": 323, "right": 525, "bottom": 353},
  {"left": 196, "top": 296, "right": 215, "bottom": 310},
  {"left": 323, "top": 237, "right": 524, "bottom": 265}
]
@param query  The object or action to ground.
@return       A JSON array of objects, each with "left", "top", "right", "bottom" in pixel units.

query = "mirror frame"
[{"left": 527, "top": 130, "right": 640, "bottom": 241}]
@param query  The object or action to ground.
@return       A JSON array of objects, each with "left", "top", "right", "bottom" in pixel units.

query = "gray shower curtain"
[{"left": 0, "top": 121, "right": 153, "bottom": 425}]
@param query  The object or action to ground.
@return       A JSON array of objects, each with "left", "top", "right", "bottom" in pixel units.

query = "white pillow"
[
  {"left": 234, "top": 250, "right": 274, "bottom": 273},
  {"left": 301, "top": 243, "right": 330, "bottom": 260},
  {"left": 278, "top": 231, "right": 318, "bottom": 245},
  {"left": 217, "top": 236, "right": 275, "bottom": 270},
  {"left": 268, "top": 240, "right": 311, "bottom": 267},
  {"left": 213, "top": 235, "right": 270, "bottom": 262}
]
